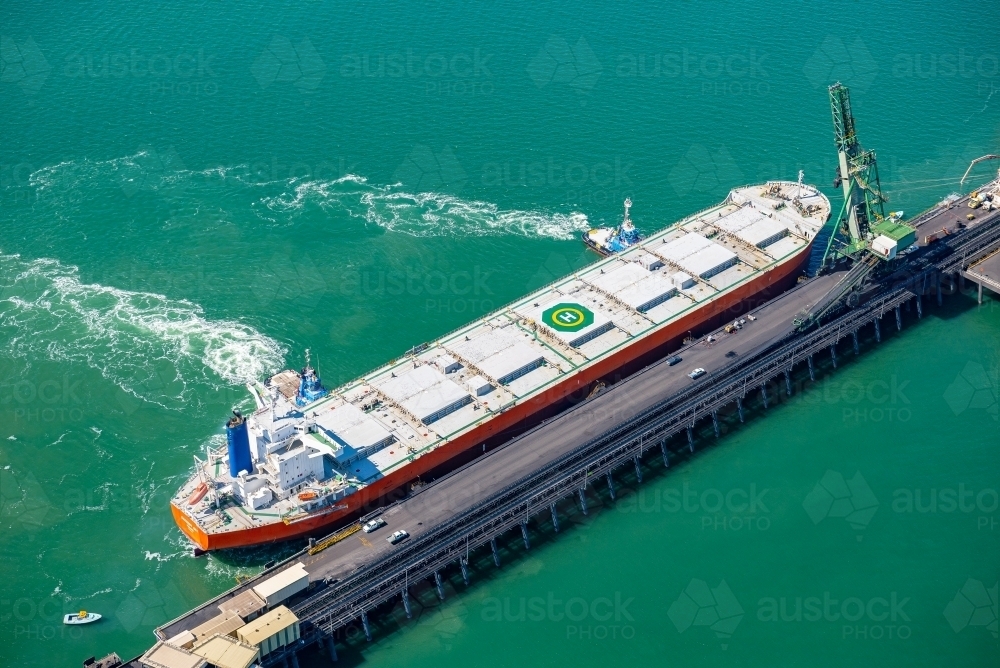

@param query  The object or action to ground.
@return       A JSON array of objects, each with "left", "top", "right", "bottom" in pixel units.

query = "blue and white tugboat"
[
  {"left": 583, "top": 198, "right": 643, "bottom": 255},
  {"left": 294, "top": 349, "right": 328, "bottom": 406}
]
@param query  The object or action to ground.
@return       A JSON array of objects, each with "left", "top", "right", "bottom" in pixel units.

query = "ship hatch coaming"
[
  {"left": 171, "top": 181, "right": 831, "bottom": 548},
  {"left": 312, "top": 403, "right": 396, "bottom": 463},
  {"left": 376, "top": 365, "right": 473, "bottom": 425},
  {"left": 447, "top": 327, "right": 545, "bottom": 385}
]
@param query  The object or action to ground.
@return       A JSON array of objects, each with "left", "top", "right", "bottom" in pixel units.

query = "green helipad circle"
[{"left": 542, "top": 302, "right": 594, "bottom": 332}]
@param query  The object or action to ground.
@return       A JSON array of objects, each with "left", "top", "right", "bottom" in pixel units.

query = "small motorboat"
[
  {"left": 64, "top": 610, "right": 102, "bottom": 625},
  {"left": 298, "top": 490, "right": 319, "bottom": 502}
]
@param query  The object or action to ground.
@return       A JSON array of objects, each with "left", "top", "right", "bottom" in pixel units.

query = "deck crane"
[{"left": 795, "top": 83, "right": 918, "bottom": 330}]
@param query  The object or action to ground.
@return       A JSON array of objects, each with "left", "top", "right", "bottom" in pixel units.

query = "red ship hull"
[{"left": 173, "top": 245, "right": 811, "bottom": 551}]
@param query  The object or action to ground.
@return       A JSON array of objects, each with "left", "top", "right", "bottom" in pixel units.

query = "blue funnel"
[{"left": 226, "top": 412, "right": 252, "bottom": 478}]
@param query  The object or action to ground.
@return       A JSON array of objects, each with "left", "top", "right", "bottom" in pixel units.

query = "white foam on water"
[
  {"left": 134, "top": 461, "right": 159, "bottom": 515},
  {"left": 50, "top": 582, "right": 113, "bottom": 603},
  {"left": 27, "top": 155, "right": 589, "bottom": 241},
  {"left": 78, "top": 587, "right": 113, "bottom": 600},
  {"left": 29, "top": 151, "right": 159, "bottom": 191},
  {"left": 202, "top": 554, "right": 254, "bottom": 581},
  {"left": 258, "top": 175, "right": 590, "bottom": 240},
  {"left": 0, "top": 252, "right": 285, "bottom": 409}
]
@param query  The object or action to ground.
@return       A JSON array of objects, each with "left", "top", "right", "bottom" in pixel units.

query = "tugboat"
[
  {"left": 64, "top": 610, "right": 101, "bottom": 625},
  {"left": 295, "top": 349, "right": 327, "bottom": 406},
  {"left": 583, "top": 198, "right": 643, "bottom": 255}
]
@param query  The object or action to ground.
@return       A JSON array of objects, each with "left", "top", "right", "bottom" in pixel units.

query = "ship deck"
[{"left": 322, "top": 182, "right": 828, "bottom": 483}]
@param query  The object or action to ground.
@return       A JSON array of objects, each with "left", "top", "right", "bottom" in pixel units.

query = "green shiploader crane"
[
  {"left": 795, "top": 83, "right": 917, "bottom": 330},
  {"left": 830, "top": 82, "right": 887, "bottom": 247}
]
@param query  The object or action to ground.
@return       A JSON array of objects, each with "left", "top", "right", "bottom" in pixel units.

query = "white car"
[
  {"left": 362, "top": 517, "right": 386, "bottom": 533},
  {"left": 688, "top": 368, "right": 706, "bottom": 379},
  {"left": 387, "top": 529, "right": 409, "bottom": 545}
]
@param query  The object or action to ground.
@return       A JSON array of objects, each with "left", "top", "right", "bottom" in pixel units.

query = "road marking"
[{"left": 359, "top": 535, "right": 373, "bottom": 549}]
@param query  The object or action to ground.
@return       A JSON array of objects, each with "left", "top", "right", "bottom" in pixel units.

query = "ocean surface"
[{"left": 1, "top": 1, "right": 998, "bottom": 665}]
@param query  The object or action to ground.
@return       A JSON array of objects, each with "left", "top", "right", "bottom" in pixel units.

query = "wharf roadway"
[{"left": 154, "top": 182, "right": 1000, "bottom": 646}]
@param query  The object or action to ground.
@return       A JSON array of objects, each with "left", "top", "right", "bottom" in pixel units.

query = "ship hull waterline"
[{"left": 173, "top": 243, "right": 812, "bottom": 551}]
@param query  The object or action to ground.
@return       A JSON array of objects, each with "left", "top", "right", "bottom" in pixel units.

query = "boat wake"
[
  {"left": 258, "top": 174, "right": 591, "bottom": 240},
  {"left": 28, "top": 150, "right": 186, "bottom": 195},
  {"left": 50, "top": 581, "right": 113, "bottom": 603},
  {"left": 23, "top": 155, "right": 589, "bottom": 241},
  {"left": 0, "top": 252, "right": 285, "bottom": 409}
]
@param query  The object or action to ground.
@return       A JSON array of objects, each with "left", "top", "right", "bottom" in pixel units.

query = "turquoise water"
[{"left": 1, "top": 1, "right": 998, "bottom": 665}]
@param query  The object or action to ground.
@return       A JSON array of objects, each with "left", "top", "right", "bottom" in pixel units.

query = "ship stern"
[{"left": 171, "top": 503, "right": 210, "bottom": 551}]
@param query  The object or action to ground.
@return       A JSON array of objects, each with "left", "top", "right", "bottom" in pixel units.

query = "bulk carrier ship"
[{"left": 172, "top": 181, "right": 830, "bottom": 550}]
